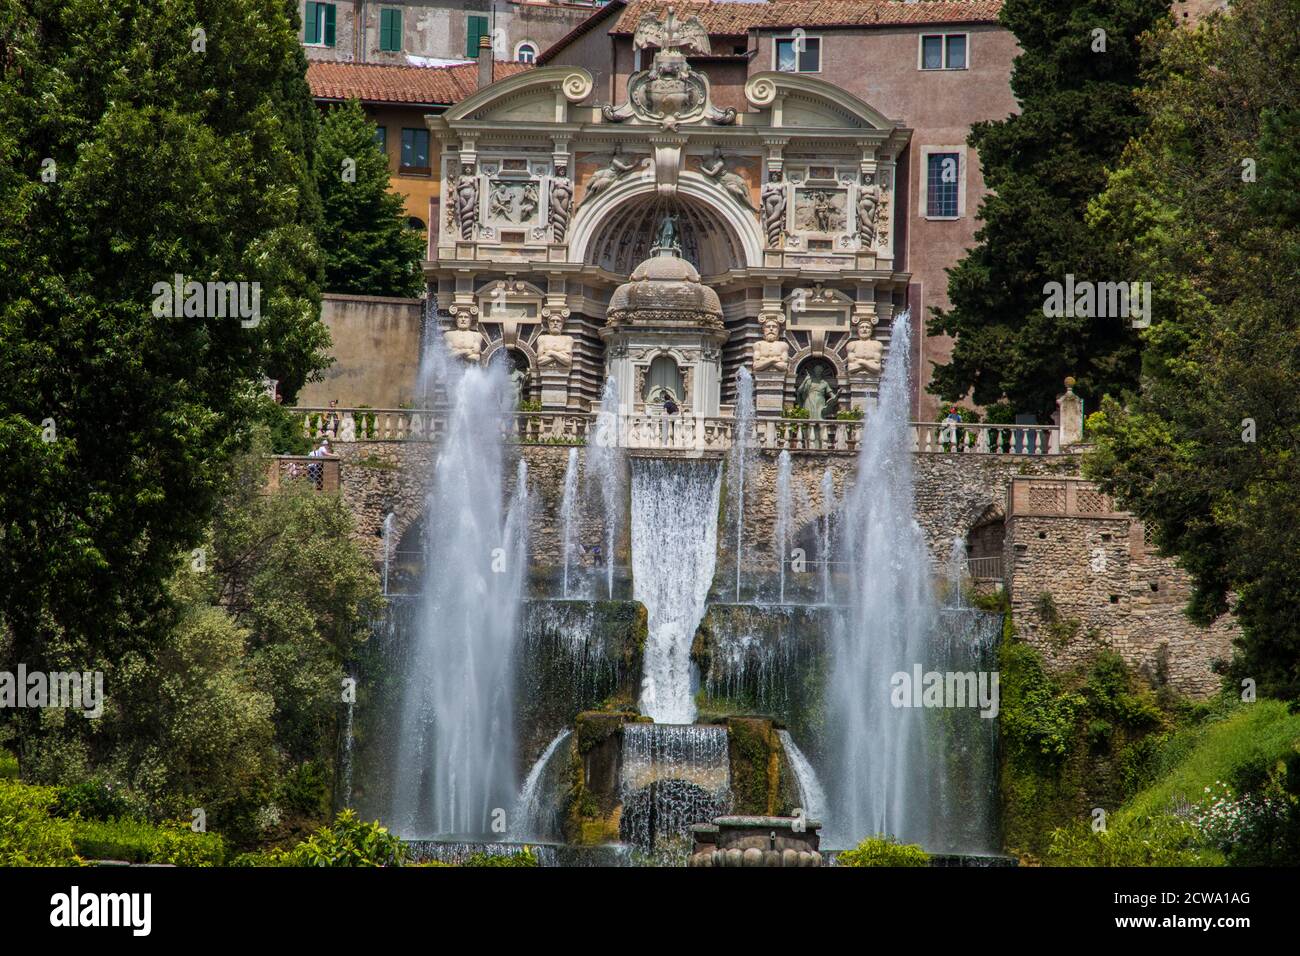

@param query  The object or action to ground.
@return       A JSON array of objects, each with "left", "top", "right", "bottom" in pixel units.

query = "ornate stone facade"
[{"left": 423, "top": 13, "right": 910, "bottom": 414}]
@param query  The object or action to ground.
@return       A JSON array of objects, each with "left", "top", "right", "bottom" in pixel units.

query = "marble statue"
[
  {"left": 857, "top": 179, "right": 881, "bottom": 247},
  {"left": 455, "top": 164, "right": 479, "bottom": 240},
  {"left": 761, "top": 172, "right": 786, "bottom": 247},
  {"left": 797, "top": 364, "right": 839, "bottom": 420},
  {"left": 701, "top": 147, "right": 754, "bottom": 209},
  {"left": 582, "top": 148, "right": 640, "bottom": 205},
  {"left": 536, "top": 313, "right": 574, "bottom": 368},
  {"left": 509, "top": 364, "right": 529, "bottom": 406},
  {"left": 752, "top": 319, "right": 790, "bottom": 373},
  {"left": 549, "top": 168, "right": 573, "bottom": 242},
  {"left": 846, "top": 323, "right": 884, "bottom": 376},
  {"left": 444, "top": 310, "right": 482, "bottom": 363}
]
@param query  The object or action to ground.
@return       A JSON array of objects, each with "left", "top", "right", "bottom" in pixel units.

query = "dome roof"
[{"left": 607, "top": 249, "right": 723, "bottom": 321}]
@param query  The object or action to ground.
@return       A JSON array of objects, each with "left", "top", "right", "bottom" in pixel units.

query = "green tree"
[
  {"left": 1084, "top": 0, "right": 1300, "bottom": 701},
  {"left": 0, "top": 0, "right": 331, "bottom": 768},
  {"left": 929, "top": 0, "right": 1168, "bottom": 418},
  {"left": 315, "top": 98, "right": 425, "bottom": 297}
]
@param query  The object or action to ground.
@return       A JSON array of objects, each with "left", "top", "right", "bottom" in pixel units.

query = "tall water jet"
[
  {"left": 381, "top": 511, "right": 396, "bottom": 597},
  {"left": 819, "top": 469, "right": 835, "bottom": 603},
  {"left": 729, "top": 367, "right": 755, "bottom": 601},
  {"left": 825, "top": 310, "right": 940, "bottom": 849},
  {"left": 586, "top": 376, "right": 624, "bottom": 599},
  {"left": 559, "top": 447, "right": 579, "bottom": 597},
  {"left": 774, "top": 450, "right": 792, "bottom": 603},
  {"left": 630, "top": 457, "right": 722, "bottom": 724},
  {"left": 390, "top": 342, "right": 530, "bottom": 838}
]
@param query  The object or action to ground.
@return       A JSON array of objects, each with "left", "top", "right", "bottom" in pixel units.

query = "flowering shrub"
[{"left": 1183, "top": 780, "right": 1285, "bottom": 853}]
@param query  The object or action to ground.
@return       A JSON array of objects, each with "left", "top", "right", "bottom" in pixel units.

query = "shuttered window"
[{"left": 380, "top": 8, "right": 402, "bottom": 52}]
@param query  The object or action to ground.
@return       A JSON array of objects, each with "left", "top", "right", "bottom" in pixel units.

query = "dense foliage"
[
  {"left": 315, "top": 98, "right": 425, "bottom": 297},
  {"left": 0, "top": 0, "right": 332, "bottom": 763},
  {"left": 1083, "top": 0, "right": 1300, "bottom": 702},
  {"left": 929, "top": 0, "right": 1166, "bottom": 417}
]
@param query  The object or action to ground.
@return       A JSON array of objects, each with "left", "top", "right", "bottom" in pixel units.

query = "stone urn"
[{"left": 688, "top": 815, "right": 822, "bottom": 868}]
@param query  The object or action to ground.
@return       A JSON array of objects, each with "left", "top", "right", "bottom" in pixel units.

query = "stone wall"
[
  {"left": 297, "top": 294, "right": 424, "bottom": 408},
  {"left": 1004, "top": 477, "right": 1236, "bottom": 698},
  {"left": 328, "top": 442, "right": 1235, "bottom": 700}
]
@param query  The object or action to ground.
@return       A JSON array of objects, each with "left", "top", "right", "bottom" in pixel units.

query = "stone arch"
[{"left": 568, "top": 172, "right": 764, "bottom": 274}]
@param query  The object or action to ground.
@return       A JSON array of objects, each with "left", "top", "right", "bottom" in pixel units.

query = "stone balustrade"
[{"left": 292, "top": 407, "right": 1064, "bottom": 456}]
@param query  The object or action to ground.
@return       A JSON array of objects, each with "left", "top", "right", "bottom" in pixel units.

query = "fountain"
[
  {"left": 824, "top": 310, "right": 938, "bottom": 849},
  {"left": 729, "top": 367, "right": 755, "bottom": 601},
  {"left": 586, "top": 376, "right": 624, "bottom": 599},
  {"left": 630, "top": 457, "right": 722, "bottom": 724},
  {"left": 819, "top": 469, "right": 834, "bottom": 603},
  {"left": 620, "top": 723, "right": 731, "bottom": 861},
  {"left": 388, "top": 341, "right": 531, "bottom": 838},
  {"left": 774, "top": 450, "right": 792, "bottom": 603},
  {"left": 512, "top": 729, "right": 572, "bottom": 841},
  {"left": 777, "top": 729, "right": 827, "bottom": 824},
  {"left": 559, "top": 447, "right": 579, "bottom": 597},
  {"left": 381, "top": 512, "right": 396, "bottom": 597}
]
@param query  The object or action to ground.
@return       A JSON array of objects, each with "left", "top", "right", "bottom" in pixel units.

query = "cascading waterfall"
[
  {"left": 729, "top": 367, "right": 755, "bottom": 601},
  {"left": 619, "top": 723, "right": 731, "bottom": 859},
  {"left": 825, "top": 309, "right": 942, "bottom": 849},
  {"left": 819, "top": 469, "right": 835, "bottom": 603},
  {"left": 775, "top": 450, "right": 792, "bottom": 603},
  {"left": 777, "top": 729, "right": 827, "bottom": 824},
  {"left": 512, "top": 729, "right": 572, "bottom": 841},
  {"left": 630, "top": 457, "right": 722, "bottom": 724},
  {"left": 559, "top": 447, "right": 579, "bottom": 597},
  {"left": 586, "top": 376, "right": 624, "bottom": 599},
  {"left": 390, "top": 341, "right": 530, "bottom": 838}
]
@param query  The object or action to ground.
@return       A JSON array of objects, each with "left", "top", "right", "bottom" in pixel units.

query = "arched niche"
[{"left": 569, "top": 173, "right": 763, "bottom": 275}]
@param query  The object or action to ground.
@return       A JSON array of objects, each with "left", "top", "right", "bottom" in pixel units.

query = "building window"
[
  {"left": 379, "top": 8, "right": 402, "bottom": 52},
  {"left": 920, "top": 33, "right": 967, "bottom": 70},
  {"left": 304, "top": 2, "right": 336, "bottom": 47},
  {"left": 515, "top": 41, "right": 538, "bottom": 63},
  {"left": 775, "top": 35, "right": 820, "bottom": 73},
  {"left": 400, "top": 128, "right": 430, "bottom": 172},
  {"left": 466, "top": 14, "right": 490, "bottom": 58},
  {"left": 926, "top": 152, "right": 961, "bottom": 218},
  {"left": 374, "top": 126, "right": 387, "bottom": 154}
]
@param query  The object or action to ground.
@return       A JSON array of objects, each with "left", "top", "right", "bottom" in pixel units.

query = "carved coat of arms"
[{"left": 603, "top": 9, "right": 736, "bottom": 129}]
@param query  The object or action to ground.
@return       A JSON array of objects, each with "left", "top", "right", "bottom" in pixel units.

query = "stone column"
[{"left": 1057, "top": 376, "right": 1084, "bottom": 448}]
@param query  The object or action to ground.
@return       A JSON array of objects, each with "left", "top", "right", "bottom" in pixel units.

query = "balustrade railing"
[
  {"left": 264, "top": 455, "right": 340, "bottom": 492},
  {"left": 292, "top": 407, "right": 1061, "bottom": 455}
]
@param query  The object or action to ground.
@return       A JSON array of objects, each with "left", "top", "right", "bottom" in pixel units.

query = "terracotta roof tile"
[
  {"left": 610, "top": 0, "right": 1005, "bottom": 34},
  {"left": 307, "top": 60, "right": 535, "bottom": 106}
]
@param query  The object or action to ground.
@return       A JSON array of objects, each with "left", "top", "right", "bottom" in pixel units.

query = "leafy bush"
[
  {"left": 836, "top": 835, "right": 929, "bottom": 867},
  {"left": 0, "top": 748, "right": 17, "bottom": 780},
  {"left": 0, "top": 781, "right": 81, "bottom": 865},
  {"left": 72, "top": 818, "right": 226, "bottom": 866},
  {"left": 1000, "top": 642, "right": 1084, "bottom": 761},
  {"left": 280, "top": 810, "right": 407, "bottom": 867},
  {"left": 55, "top": 779, "right": 139, "bottom": 822}
]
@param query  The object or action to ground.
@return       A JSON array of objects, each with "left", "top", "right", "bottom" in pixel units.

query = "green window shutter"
[
  {"left": 381, "top": 9, "right": 402, "bottom": 52},
  {"left": 323, "top": 4, "right": 336, "bottom": 47},
  {"left": 305, "top": 2, "right": 319, "bottom": 44},
  {"left": 467, "top": 15, "right": 488, "bottom": 58}
]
